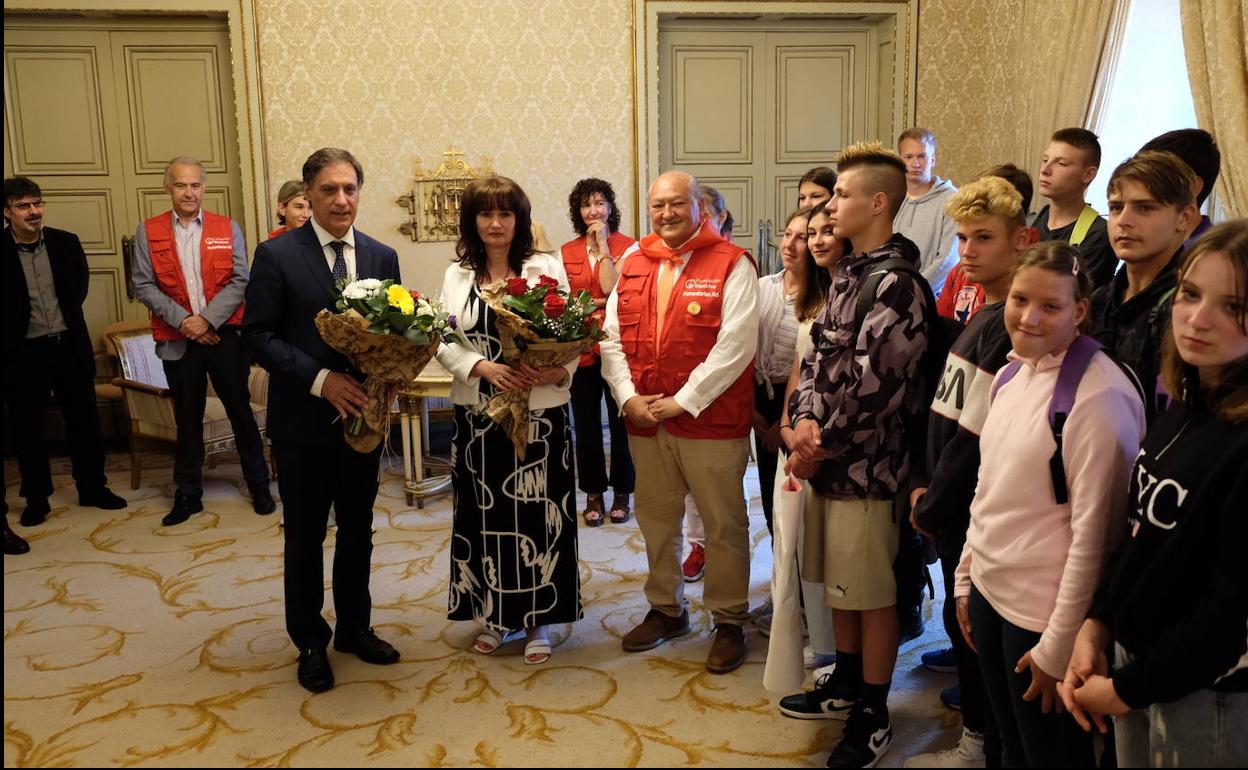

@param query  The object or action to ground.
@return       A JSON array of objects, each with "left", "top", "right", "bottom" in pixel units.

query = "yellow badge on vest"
[{"left": 687, "top": 301, "right": 701, "bottom": 316}]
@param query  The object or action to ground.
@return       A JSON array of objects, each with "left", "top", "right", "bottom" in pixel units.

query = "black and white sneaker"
[
  {"left": 826, "top": 703, "right": 892, "bottom": 768},
  {"left": 778, "top": 667, "right": 860, "bottom": 720}
]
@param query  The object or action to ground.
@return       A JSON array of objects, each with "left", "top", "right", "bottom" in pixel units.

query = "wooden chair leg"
[{"left": 129, "top": 430, "right": 141, "bottom": 490}]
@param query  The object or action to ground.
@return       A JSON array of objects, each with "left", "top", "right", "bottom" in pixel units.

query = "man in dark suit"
[
  {"left": 243, "top": 148, "right": 401, "bottom": 693},
  {"left": 3, "top": 177, "right": 126, "bottom": 531}
]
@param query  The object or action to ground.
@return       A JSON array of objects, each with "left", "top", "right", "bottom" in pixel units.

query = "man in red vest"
[
  {"left": 132, "top": 156, "right": 273, "bottom": 526},
  {"left": 599, "top": 171, "right": 759, "bottom": 674}
]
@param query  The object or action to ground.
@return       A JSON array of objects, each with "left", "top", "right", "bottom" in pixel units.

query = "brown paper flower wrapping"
[
  {"left": 478, "top": 282, "right": 601, "bottom": 458},
  {"left": 314, "top": 309, "right": 440, "bottom": 452}
]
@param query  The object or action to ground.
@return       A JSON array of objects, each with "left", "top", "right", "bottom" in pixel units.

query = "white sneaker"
[
  {"left": 812, "top": 660, "right": 838, "bottom": 681},
  {"left": 804, "top": 644, "right": 837, "bottom": 668},
  {"left": 903, "top": 728, "right": 986, "bottom": 768}
]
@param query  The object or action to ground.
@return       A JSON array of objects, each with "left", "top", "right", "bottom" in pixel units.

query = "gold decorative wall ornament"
[{"left": 396, "top": 148, "right": 494, "bottom": 242}]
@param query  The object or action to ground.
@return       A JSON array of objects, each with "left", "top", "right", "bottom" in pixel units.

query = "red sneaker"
[{"left": 682, "top": 543, "right": 706, "bottom": 582}]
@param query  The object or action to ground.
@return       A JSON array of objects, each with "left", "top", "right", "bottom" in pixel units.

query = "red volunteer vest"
[
  {"left": 561, "top": 231, "right": 636, "bottom": 366},
  {"left": 144, "top": 210, "right": 244, "bottom": 341},
  {"left": 616, "top": 221, "right": 754, "bottom": 439}
]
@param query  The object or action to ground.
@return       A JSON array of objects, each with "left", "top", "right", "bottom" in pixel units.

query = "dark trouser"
[
  {"left": 752, "top": 380, "right": 786, "bottom": 536},
  {"left": 160, "top": 328, "right": 268, "bottom": 497},
  {"left": 969, "top": 586, "right": 1094, "bottom": 768},
  {"left": 4, "top": 334, "right": 107, "bottom": 500},
  {"left": 940, "top": 539, "right": 1002, "bottom": 765},
  {"left": 569, "top": 360, "right": 634, "bottom": 496},
  {"left": 274, "top": 437, "right": 381, "bottom": 650},
  {"left": 894, "top": 502, "right": 928, "bottom": 614}
]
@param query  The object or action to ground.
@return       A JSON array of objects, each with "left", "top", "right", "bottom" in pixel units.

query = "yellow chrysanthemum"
[{"left": 387, "top": 284, "right": 415, "bottom": 315}]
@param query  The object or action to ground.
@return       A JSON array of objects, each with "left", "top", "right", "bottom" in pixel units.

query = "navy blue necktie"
[{"left": 330, "top": 240, "right": 348, "bottom": 282}]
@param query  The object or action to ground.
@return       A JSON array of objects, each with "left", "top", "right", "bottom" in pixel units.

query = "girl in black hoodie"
[{"left": 1059, "top": 221, "right": 1248, "bottom": 767}]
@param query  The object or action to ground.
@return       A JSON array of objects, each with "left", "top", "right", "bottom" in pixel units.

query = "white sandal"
[
  {"left": 472, "top": 627, "right": 519, "bottom": 655},
  {"left": 524, "top": 637, "right": 552, "bottom": 665}
]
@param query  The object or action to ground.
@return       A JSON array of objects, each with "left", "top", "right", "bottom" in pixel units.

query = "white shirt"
[
  {"left": 310, "top": 217, "right": 359, "bottom": 397},
  {"left": 172, "top": 210, "right": 208, "bottom": 314},
  {"left": 598, "top": 240, "right": 759, "bottom": 418},
  {"left": 310, "top": 216, "right": 357, "bottom": 278}
]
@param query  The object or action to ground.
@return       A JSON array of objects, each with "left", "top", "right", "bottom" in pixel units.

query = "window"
[{"left": 1088, "top": 0, "right": 1199, "bottom": 214}]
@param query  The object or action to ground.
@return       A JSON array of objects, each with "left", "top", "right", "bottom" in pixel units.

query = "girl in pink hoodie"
[{"left": 954, "top": 242, "right": 1145, "bottom": 767}]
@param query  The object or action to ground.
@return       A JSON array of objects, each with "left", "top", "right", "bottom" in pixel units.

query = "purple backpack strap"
[
  {"left": 990, "top": 361, "right": 1024, "bottom": 402},
  {"left": 1050, "top": 335, "right": 1103, "bottom": 428},
  {"left": 1046, "top": 335, "right": 1103, "bottom": 505}
]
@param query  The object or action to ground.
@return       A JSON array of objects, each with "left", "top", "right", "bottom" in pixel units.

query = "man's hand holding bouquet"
[{"left": 315, "top": 277, "right": 466, "bottom": 452}]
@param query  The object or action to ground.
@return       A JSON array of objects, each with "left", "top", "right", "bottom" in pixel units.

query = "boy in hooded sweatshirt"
[
  {"left": 779, "top": 141, "right": 931, "bottom": 768},
  {"left": 894, "top": 127, "right": 959, "bottom": 297}
]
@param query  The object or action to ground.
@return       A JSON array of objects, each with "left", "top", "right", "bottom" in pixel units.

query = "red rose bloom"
[
  {"left": 409, "top": 289, "right": 422, "bottom": 301},
  {"left": 536, "top": 274, "right": 560, "bottom": 289},
  {"left": 543, "top": 292, "right": 567, "bottom": 319},
  {"left": 506, "top": 277, "right": 529, "bottom": 296}
]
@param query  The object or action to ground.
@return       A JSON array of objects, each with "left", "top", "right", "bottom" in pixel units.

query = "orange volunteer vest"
[
  {"left": 615, "top": 219, "right": 754, "bottom": 439},
  {"left": 144, "top": 210, "right": 244, "bottom": 341}
]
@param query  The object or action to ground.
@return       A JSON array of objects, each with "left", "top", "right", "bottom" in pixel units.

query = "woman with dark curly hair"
[{"left": 560, "top": 178, "right": 637, "bottom": 528}]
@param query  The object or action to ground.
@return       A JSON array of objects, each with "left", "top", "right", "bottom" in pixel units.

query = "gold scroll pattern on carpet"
[{"left": 4, "top": 455, "right": 953, "bottom": 767}]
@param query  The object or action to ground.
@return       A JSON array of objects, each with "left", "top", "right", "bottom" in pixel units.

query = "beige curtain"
[
  {"left": 1181, "top": 0, "right": 1248, "bottom": 218},
  {"left": 1013, "top": 0, "right": 1123, "bottom": 206},
  {"left": 1085, "top": 0, "right": 1133, "bottom": 133}
]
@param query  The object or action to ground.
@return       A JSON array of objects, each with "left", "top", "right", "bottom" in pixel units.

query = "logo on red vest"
[
  {"left": 204, "top": 237, "right": 232, "bottom": 250},
  {"left": 683, "top": 277, "right": 722, "bottom": 299}
]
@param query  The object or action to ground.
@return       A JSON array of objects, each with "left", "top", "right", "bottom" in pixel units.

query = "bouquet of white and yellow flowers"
[{"left": 315, "top": 277, "right": 465, "bottom": 452}]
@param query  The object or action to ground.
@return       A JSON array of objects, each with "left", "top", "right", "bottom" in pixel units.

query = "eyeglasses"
[{"left": 8, "top": 199, "right": 45, "bottom": 212}]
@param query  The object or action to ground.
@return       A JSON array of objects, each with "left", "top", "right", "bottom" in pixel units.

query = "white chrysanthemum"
[{"left": 342, "top": 278, "right": 384, "bottom": 300}]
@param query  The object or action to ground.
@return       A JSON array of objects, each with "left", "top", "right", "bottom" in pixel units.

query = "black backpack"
[{"left": 853, "top": 257, "right": 962, "bottom": 482}]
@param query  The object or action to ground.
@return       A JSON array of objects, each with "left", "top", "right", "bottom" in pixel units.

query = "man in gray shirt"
[
  {"left": 3, "top": 176, "right": 126, "bottom": 534},
  {"left": 893, "top": 127, "right": 960, "bottom": 296},
  {"left": 132, "top": 157, "right": 272, "bottom": 525}
]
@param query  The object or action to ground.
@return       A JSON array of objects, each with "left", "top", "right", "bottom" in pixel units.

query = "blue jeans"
[
  {"left": 1114, "top": 644, "right": 1248, "bottom": 767},
  {"left": 969, "top": 586, "right": 1093, "bottom": 767}
]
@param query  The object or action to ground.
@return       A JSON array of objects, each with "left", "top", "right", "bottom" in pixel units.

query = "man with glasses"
[{"left": 3, "top": 176, "right": 127, "bottom": 533}]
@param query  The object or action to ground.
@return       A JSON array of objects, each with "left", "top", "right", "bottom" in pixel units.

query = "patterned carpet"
[{"left": 3, "top": 450, "right": 960, "bottom": 767}]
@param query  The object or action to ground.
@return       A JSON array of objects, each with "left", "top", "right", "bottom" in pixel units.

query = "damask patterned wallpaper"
[
  {"left": 915, "top": 0, "right": 1028, "bottom": 189},
  {"left": 255, "top": 0, "right": 1024, "bottom": 289},
  {"left": 255, "top": 0, "right": 636, "bottom": 292}
]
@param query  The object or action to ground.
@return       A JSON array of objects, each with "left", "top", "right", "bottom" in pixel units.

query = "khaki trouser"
[{"left": 628, "top": 426, "right": 751, "bottom": 626}]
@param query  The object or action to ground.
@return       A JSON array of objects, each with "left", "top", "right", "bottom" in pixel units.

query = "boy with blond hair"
[{"left": 904, "top": 174, "right": 1035, "bottom": 768}]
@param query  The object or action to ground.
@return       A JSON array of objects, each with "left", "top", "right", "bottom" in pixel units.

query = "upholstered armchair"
[{"left": 104, "top": 327, "right": 270, "bottom": 489}]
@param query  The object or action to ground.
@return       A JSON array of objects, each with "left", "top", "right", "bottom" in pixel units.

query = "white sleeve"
[{"left": 598, "top": 249, "right": 640, "bottom": 411}]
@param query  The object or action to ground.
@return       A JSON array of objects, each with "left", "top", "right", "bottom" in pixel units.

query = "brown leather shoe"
[
  {"left": 621, "top": 608, "right": 691, "bottom": 652},
  {"left": 706, "top": 623, "right": 747, "bottom": 673}
]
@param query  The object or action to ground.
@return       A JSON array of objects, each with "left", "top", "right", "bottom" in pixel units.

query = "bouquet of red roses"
[{"left": 479, "top": 274, "right": 606, "bottom": 457}]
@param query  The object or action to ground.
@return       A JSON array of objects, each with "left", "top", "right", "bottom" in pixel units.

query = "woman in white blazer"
[{"left": 435, "top": 176, "right": 582, "bottom": 666}]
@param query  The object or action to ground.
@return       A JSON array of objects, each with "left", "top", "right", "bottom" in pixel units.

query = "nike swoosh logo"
[{"left": 869, "top": 728, "right": 891, "bottom": 751}]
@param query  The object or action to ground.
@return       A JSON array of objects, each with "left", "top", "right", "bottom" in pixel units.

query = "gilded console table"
[{"left": 398, "top": 359, "right": 454, "bottom": 508}]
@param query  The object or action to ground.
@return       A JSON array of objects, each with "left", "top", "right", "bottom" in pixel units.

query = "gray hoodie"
[{"left": 893, "top": 176, "right": 959, "bottom": 296}]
